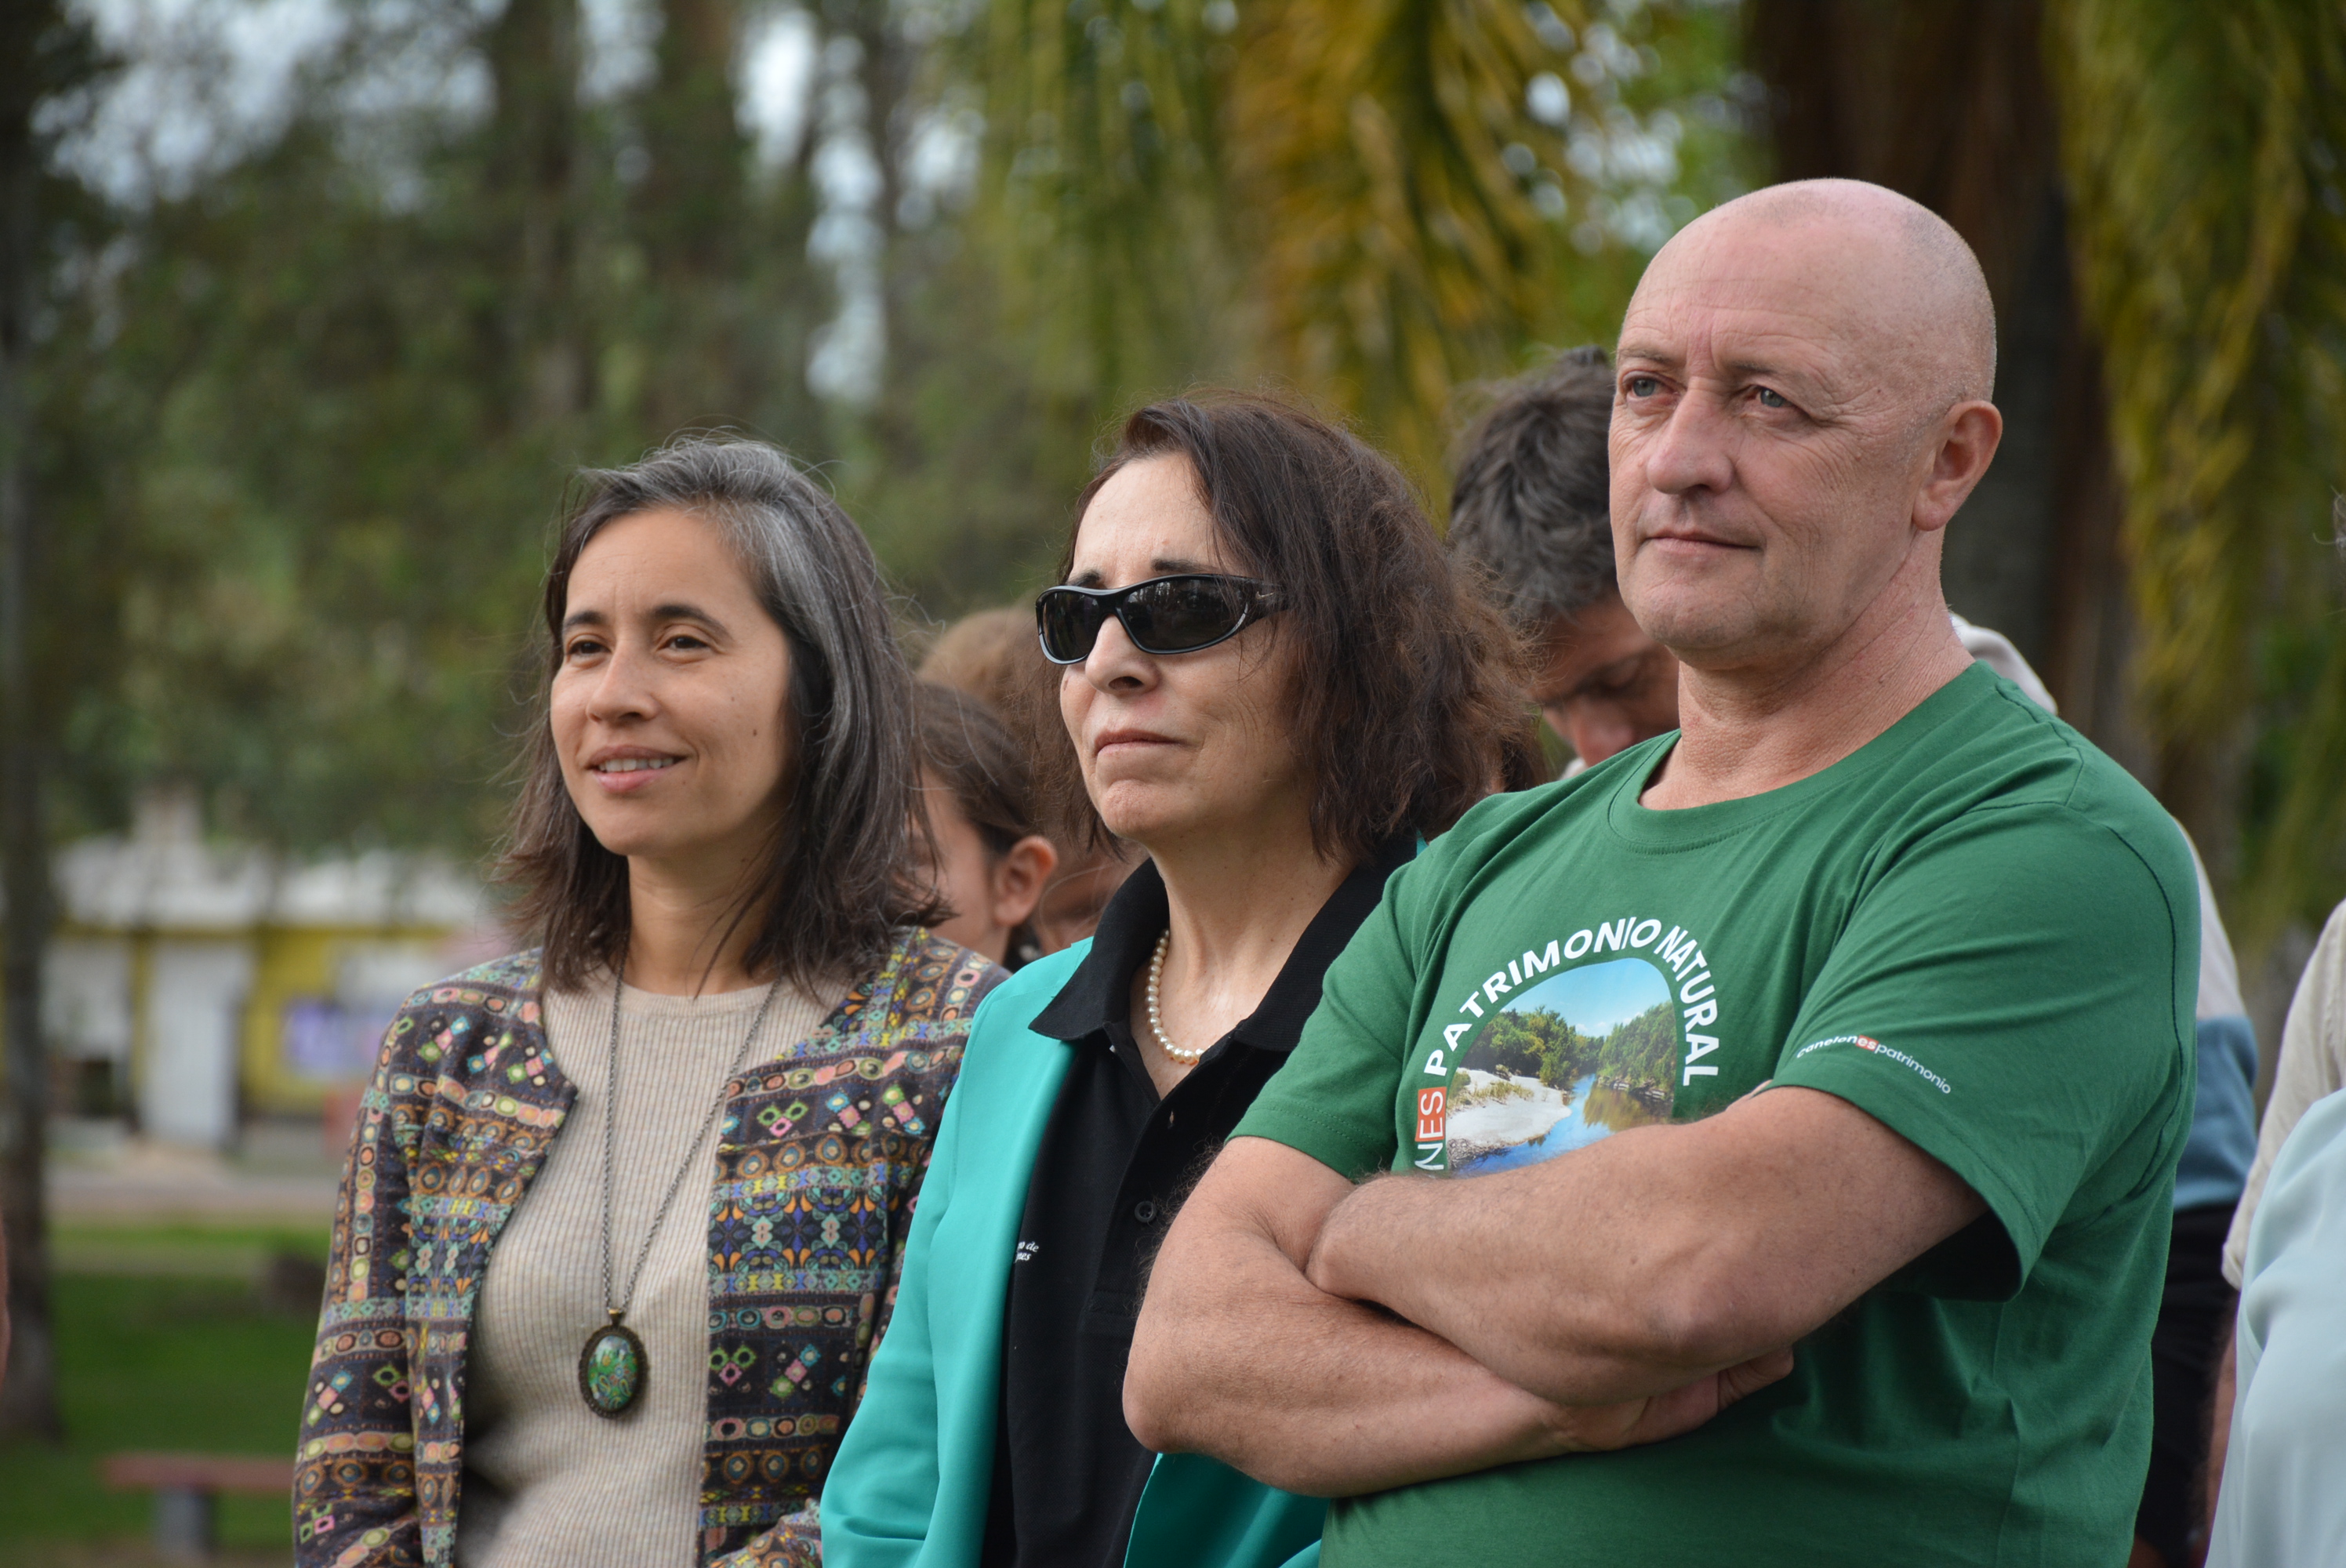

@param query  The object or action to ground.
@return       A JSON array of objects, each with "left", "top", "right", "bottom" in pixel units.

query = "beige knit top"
[{"left": 455, "top": 975, "right": 835, "bottom": 1568}]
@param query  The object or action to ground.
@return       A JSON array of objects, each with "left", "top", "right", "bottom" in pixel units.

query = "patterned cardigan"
[{"left": 293, "top": 931, "right": 1001, "bottom": 1568}]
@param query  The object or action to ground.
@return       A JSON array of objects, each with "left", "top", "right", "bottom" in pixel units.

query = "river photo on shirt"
[{"left": 1447, "top": 956, "right": 1679, "bottom": 1174}]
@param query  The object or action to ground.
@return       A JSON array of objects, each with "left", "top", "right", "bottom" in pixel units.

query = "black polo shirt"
[{"left": 978, "top": 836, "right": 1414, "bottom": 1568}]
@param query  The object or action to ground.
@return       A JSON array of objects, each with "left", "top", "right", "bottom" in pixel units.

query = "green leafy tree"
[
  {"left": 1595, "top": 1000, "right": 1676, "bottom": 1098},
  {"left": 1527, "top": 1007, "right": 1596, "bottom": 1088}
]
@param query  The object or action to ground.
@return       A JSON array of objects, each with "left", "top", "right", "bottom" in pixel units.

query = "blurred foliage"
[
  {"left": 20, "top": 0, "right": 1752, "bottom": 862},
  {"left": 42, "top": 114, "right": 591, "bottom": 853},
  {"left": 968, "top": 0, "right": 1758, "bottom": 489},
  {"left": 970, "top": 0, "right": 1240, "bottom": 408},
  {"left": 16, "top": 0, "right": 2343, "bottom": 948},
  {"left": 2052, "top": 0, "right": 2346, "bottom": 942},
  {"left": 1235, "top": 0, "right": 1611, "bottom": 481},
  {"left": 27, "top": 0, "right": 1087, "bottom": 857}
]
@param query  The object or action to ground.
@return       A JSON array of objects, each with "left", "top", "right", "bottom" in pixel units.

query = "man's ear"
[
  {"left": 992, "top": 835, "right": 1059, "bottom": 929},
  {"left": 1912, "top": 401, "right": 2003, "bottom": 535}
]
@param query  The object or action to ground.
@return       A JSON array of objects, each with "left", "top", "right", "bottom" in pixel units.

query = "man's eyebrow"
[
  {"left": 1614, "top": 338, "right": 1680, "bottom": 367},
  {"left": 1718, "top": 356, "right": 1810, "bottom": 384}
]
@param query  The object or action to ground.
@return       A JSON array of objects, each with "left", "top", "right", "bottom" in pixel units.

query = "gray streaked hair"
[
  {"left": 502, "top": 435, "right": 942, "bottom": 993},
  {"left": 1447, "top": 345, "right": 1618, "bottom": 630}
]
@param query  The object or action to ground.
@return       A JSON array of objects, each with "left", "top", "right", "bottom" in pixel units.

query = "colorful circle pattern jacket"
[{"left": 292, "top": 932, "right": 1001, "bottom": 1568}]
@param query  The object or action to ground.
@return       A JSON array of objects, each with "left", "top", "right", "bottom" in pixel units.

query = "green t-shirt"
[{"left": 1233, "top": 664, "right": 2198, "bottom": 1567}]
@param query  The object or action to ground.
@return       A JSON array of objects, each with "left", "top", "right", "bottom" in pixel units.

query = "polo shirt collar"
[{"left": 1027, "top": 831, "right": 1417, "bottom": 1054}]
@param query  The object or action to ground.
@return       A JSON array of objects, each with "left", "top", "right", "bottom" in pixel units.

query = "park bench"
[{"left": 101, "top": 1451, "right": 293, "bottom": 1562}]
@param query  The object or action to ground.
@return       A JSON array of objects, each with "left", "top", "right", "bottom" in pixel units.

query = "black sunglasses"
[{"left": 1035, "top": 574, "right": 1286, "bottom": 665}]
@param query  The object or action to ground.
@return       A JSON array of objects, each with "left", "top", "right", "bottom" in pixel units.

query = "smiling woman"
[{"left": 293, "top": 437, "right": 1003, "bottom": 1568}]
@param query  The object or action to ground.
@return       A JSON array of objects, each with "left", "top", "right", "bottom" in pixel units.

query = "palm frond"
[
  {"left": 2051, "top": 0, "right": 2346, "bottom": 938},
  {"left": 969, "top": 0, "right": 1244, "bottom": 412},
  {"left": 1228, "top": 0, "right": 1587, "bottom": 481},
  {"left": 963, "top": 0, "right": 1750, "bottom": 481}
]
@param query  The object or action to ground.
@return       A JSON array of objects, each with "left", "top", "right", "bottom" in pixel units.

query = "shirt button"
[{"left": 1133, "top": 1200, "right": 1159, "bottom": 1225}]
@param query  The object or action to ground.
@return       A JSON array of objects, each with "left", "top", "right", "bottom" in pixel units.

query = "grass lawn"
[{"left": 0, "top": 1221, "right": 329, "bottom": 1566}]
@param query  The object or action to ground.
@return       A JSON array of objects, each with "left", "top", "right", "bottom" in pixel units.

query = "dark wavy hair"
[
  {"left": 1048, "top": 393, "right": 1536, "bottom": 865},
  {"left": 502, "top": 436, "right": 941, "bottom": 994},
  {"left": 1447, "top": 345, "right": 1617, "bottom": 630}
]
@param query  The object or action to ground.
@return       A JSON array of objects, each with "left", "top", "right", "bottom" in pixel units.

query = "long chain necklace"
[
  {"left": 1145, "top": 930, "right": 1207, "bottom": 1066},
  {"left": 578, "top": 964, "right": 784, "bottom": 1419}
]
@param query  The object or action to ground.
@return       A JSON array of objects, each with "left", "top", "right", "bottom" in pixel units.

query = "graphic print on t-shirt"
[
  {"left": 1444, "top": 956, "right": 1677, "bottom": 1174},
  {"left": 1410, "top": 916, "right": 1726, "bottom": 1174}
]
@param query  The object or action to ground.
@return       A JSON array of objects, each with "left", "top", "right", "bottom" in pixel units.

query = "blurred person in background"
[
  {"left": 295, "top": 438, "right": 1000, "bottom": 1568},
  {"left": 921, "top": 607, "right": 1138, "bottom": 957},
  {"left": 2204, "top": 896, "right": 2346, "bottom": 1561},
  {"left": 820, "top": 394, "right": 1528, "bottom": 1568},
  {"left": 917, "top": 607, "right": 1030, "bottom": 712},
  {"left": 1450, "top": 341, "right": 2257, "bottom": 1568},
  {"left": 913, "top": 681, "right": 1058, "bottom": 968},
  {"left": 1448, "top": 346, "right": 1676, "bottom": 771}
]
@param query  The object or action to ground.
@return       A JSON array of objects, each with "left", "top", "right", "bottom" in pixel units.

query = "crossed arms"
[{"left": 1122, "top": 1084, "right": 1985, "bottom": 1497}]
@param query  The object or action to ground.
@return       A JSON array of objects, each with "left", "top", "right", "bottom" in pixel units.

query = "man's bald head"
[
  {"left": 1642, "top": 179, "right": 1997, "bottom": 415},
  {"left": 1606, "top": 177, "right": 2006, "bottom": 678}
]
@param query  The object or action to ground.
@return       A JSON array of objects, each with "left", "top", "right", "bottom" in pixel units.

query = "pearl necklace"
[{"left": 1146, "top": 930, "right": 1206, "bottom": 1065}]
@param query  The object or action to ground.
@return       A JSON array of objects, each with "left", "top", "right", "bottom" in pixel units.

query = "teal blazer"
[{"left": 819, "top": 943, "right": 1325, "bottom": 1568}]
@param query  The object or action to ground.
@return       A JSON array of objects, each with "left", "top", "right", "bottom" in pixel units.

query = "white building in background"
[{"left": 43, "top": 792, "right": 496, "bottom": 1151}]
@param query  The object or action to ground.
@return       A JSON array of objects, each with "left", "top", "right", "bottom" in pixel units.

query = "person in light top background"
[
  {"left": 1447, "top": 336, "right": 2255, "bottom": 1568},
  {"left": 2203, "top": 893, "right": 2346, "bottom": 1566},
  {"left": 2204, "top": 1079, "right": 2346, "bottom": 1568}
]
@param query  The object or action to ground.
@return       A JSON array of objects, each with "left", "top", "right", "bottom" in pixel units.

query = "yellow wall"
[
  {"left": 241, "top": 925, "right": 452, "bottom": 1115},
  {"left": 45, "top": 922, "right": 461, "bottom": 1117}
]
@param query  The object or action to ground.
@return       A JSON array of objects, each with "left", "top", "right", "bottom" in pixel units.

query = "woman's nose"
[
  {"left": 1082, "top": 614, "right": 1155, "bottom": 691},
  {"left": 586, "top": 641, "right": 659, "bottom": 720}
]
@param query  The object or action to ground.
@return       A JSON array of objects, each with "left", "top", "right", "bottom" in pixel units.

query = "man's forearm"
[
  {"left": 1306, "top": 1087, "right": 1980, "bottom": 1404},
  {"left": 1128, "top": 1138, "right": 1792, "bottom": 1496},
  {"left": 1306, "top": 1127, "right": 1732, "bottom": 1403},
  {"left": 1125, "top": 1142, "right": 1577, "bottom": 1495}
]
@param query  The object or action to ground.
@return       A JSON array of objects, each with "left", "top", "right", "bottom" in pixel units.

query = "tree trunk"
[
  {"left": 632, "top": 0, "right": 754, "bottom": 430},
  {"left": 483, "top": 0, "right": 586, "bottom": 429},
  {"left": 1744, "top": 0, "right": 2146, "bottom": 774},
  {"left": 0, "top": 0, "right": 61, "bottom": 1442}
]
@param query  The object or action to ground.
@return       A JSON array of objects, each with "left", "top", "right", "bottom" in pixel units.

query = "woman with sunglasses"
[{"left": 819, "top": 394, "right": 1531, "bottom": 1568}]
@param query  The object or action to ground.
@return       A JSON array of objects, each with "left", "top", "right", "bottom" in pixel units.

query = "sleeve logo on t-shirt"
[
  {"left": 1794, "top": 1033, "right": 1952, "bottom": 1094},
  {"left": 1411, "top": 918, "right": 1727, "bottom": 1178}
]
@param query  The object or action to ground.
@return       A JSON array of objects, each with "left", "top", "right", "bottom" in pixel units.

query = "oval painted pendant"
[{"left": 578, "top": 1322, "right": 645, "bottom": 1417}]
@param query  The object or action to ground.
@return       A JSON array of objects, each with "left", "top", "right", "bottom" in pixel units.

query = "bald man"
[{"left": 1125, "top": 180, "right": 2199, "bottom": 1566}]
